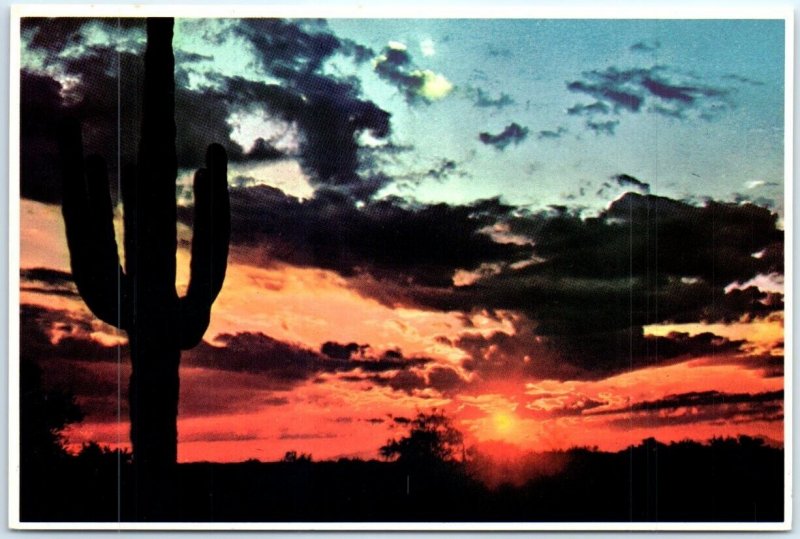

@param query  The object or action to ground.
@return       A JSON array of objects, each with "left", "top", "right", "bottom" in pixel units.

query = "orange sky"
[{"left": 20, "top": 199, "right": 785, "bottom": 463}]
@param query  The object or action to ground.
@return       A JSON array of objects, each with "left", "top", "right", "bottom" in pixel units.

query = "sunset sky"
[{"left": 18, "top": 16, "right": 786, "bottom": 462}]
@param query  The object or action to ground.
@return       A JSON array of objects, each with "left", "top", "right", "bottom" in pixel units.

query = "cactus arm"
[
  {"left": 59, "top": 118, "right": 129, "bottom": 329},
  {"left": 178, "top": 143, "right": 230, "bottom": 349}
]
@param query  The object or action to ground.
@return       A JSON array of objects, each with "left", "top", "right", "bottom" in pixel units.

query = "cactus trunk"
[{"left": 60, "top": 18, "right": 230, "bottom": 518}]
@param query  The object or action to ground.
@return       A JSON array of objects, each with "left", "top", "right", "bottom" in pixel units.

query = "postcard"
[{"left": 9, "top": 4, "right": 792, "bottom": 530}]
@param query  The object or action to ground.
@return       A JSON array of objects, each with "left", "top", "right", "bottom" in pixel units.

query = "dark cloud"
[
  {"left": 241, "top": 138, "right": 284, "bottom": 161},
  {"left": 426, "top": 159, "right": 458, "bottom": 181},
  {"left": 179, "top": 21, "right": 393, "bottom": 198},
  {"left": 21, "top": 301, "right": 429, "bottom": 383},
  {"left": 372, "top": 45, "right": 419, "bottom": 97},
  {"left": 742, "top": 354, "right": 785, "bottom": 379},
  {"left": 426, "top": 365, "right": 468, "bottom": 393},
  {"left": 567, "top": 101, "right": 610, "bottom": 116},
  {"left": 602, "top": 390, "right": 784, "bottom": 428},
  {"left": 20, "top": 304, "right": 129, "bottom": 422},
  {"left": 21, "top": 268, "right": 73, "bottom": 286},
  {"left": 183, "top": 333, "right": 321, "bottom": 389},
  {"left": 566, "top": 65, "right": 735, "bottom": 131},
  {"left": 613, "top": 389, "right": 783, "bottom": 414},
  {"left": 275, "top": 189, "right": 786, "bottom": 378},
  {"left": 184, "top": 332, "right": 431, "bottom": 392},
  {"left": 19, "top": 72, "right": 72, "bottom": 202},
  {"left": 174, "top": 85, "right": 244, "bottom": 167},
  {"left": 648, "top": 104, "right": 687, "bottom": 119},
  {"left": 397, "top": 193, "right": 784, "bottom": 341},
  {"left": 20, "top": 304, "right": 122, "bottom": 365},
  {"left": 279, "top": 431, "right": 336, "bottom": 440},
  {"left": 691, "top": 344, "right": 784, "bottom": 379},
  {"left": 385, "top": 157, "right": 463, "bottom": 194},
  {"left": 24, "top": 17, "right": 143, "bottom": 51},
  {"left": 525, "top": 392, "right": 607, "bottom": 418},
  {"left": 20, "top": 18, "right": 151, "bottom": 203},
  {"left": 174, "top": 50, "right": 213, "bottom": 64},
  {"left": 469, "top": 87, "right": 515, "bottom": 109},
  {"left": 731, "top": 192, "right": 780, "bottom": 211},
  {"left": 486, "top": 45, "right": 512, "bottom": 58},
  {"left": 209, "top": 186, "right": 529, "bottom": 288},
  {"left": 613, "top": 173, "right": 650, "bottom": 193},
  {"left": 235, "top": 19, "right": 343, "bottom": 77},
  {"left": 722, "top": 73, "right": 764, "bottom": 86},
  {"left": 478, "top": 123, "right": 529, "bottom": 149},
  {"left": 346, "top": 363, "right": 467, "bottom": 396},
  {"left": 182, "top": 431, "right": 259, "bottom": 443},
  {"left": 321, "top": 341, "right": 369, "bottom": 360},
  {"left": 214, "top": 185, "right": 782, "bottom": 373},
  {"left": 371, "top": 43, "right": 450, "bottom": 104},
  {"left": 362, "top": 369, "right": 428, "bottom": 394},
  {"left": 36, "top": 359, "right": 126, "bottom": 421},
  {"left": 20, "top": 303, "right": 441, "bottom": 419},
  {"left": 20, "top": 17, "right": 391, "bottom": 203},
  {"left": 20, "top": 268, "right": 78, "bottom": 297},
  {"left": 177, "top": 366, "right": 296, "bottom": 418},
  {"left": 568, "top": 77, "right": 643, "bottom": 113},
  {"left": 537, "top": 127, "right": 567, "bottom": 140},
  {"left": 227, "top": 76, "right": 390, "bottom": 195},
  {"left": 586, "top": 119, "right": 619, "bottom": 135},
  {"left": 597, "top": 193, "right": 783, "bottom": 286},
  {"left": 21, "top": 18, "right": 179, "bottom": 201},
  {"left": 630, "top": 40, "right": 661, "bottom": 52},
  {"left": 457, "top": 323, "right": 748, "bottom": 382}
]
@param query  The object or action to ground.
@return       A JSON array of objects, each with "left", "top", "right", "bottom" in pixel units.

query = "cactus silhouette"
[{"left": 59, "top": 16, "right": 230, "bottom": 493}]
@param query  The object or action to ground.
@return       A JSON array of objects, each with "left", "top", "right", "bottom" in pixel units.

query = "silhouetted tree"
[
  {"left": 59, "top": 18, "right": 230, "bottom": 518},
  {"left": 282, "top": 450, "right": 313, "bottom": 463},
  {"left": 20, "top": 358, "right": 82, "bottom": 464},
  {"left": 77, "top": 441, "right": 133, "bottom": 465},
  {"left": 380, "top": 410, "right": 464, "bottom": 465}
]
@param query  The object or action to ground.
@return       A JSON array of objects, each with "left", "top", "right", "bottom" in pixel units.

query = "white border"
[
  {"left": 5, "top": 521, "right": 796, "bottom": 531},
  {"left": 7, "top": 4, "right": 794, "bottom": 532},
  {"left": 784, "top": 8, "right": 795, "bottom": 532},
  {"left": 8, "top": 5, "right": 21, "bottom": 532},
  {"left": 7, "top": 3, "right": 798, "bottom": 19}
]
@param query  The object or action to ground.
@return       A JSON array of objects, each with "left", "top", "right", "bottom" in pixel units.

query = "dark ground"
[{"left": 20, "top": 436, "right": 784, "bottom": 523}]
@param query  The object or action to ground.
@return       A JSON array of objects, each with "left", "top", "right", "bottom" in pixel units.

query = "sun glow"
[{"left": 492, "top": 412, "right": 518, "bottom": 436}]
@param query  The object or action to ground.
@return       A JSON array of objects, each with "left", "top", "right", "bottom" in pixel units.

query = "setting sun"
[{"left": 491, "top": 412, "right": 521, "bottom": 439}]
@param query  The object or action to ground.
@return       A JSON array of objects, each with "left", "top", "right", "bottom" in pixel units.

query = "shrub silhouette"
[
  {"left": 19, "top": 358, "right": 82, "bottom": 464},
  {"left": 282, "top": 450, "right": 313, "bottom": 463},
  {"left": 380, "top": 410, "right": 465, "bottom": 466},
  {"left": 77, "top": 441, "right": 133, "bottom": 466},
  {"left": 59, "top": 18, "right": 230, "bottom": 517}
]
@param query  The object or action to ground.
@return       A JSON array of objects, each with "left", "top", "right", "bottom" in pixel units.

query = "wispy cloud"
[
  {"left": 372, "top": 41, "right": 453, "bottom": 103},
  {"left": 630, "top": 39, "right": 661, "bottom": 53},
  {"left": 478, "top": 123, "right": 529, "bottom": 149},
  {"left": 603, "top": 390, "right": 784, "bottom": 428},
  {"left": 565, "top": 64, "right": 739, "bottom": 134},
  {"left": 537, "top": 127, "right": 567, "bottom": 140},
  {"left": 467, "top": 86, "right": 515, "bottom": 109}
]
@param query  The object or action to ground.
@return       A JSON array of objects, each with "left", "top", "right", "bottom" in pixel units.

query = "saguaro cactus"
[{"left": 59, "top": 17, "right": 230, "bottom": 477}]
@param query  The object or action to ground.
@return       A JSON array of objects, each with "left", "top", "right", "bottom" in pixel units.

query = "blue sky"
[
  {"left": 324, "top": 18, "right": 785, "bottom": 212},
  {"left": 22, "top": 17, "right": 784, "bottom": 214}
]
